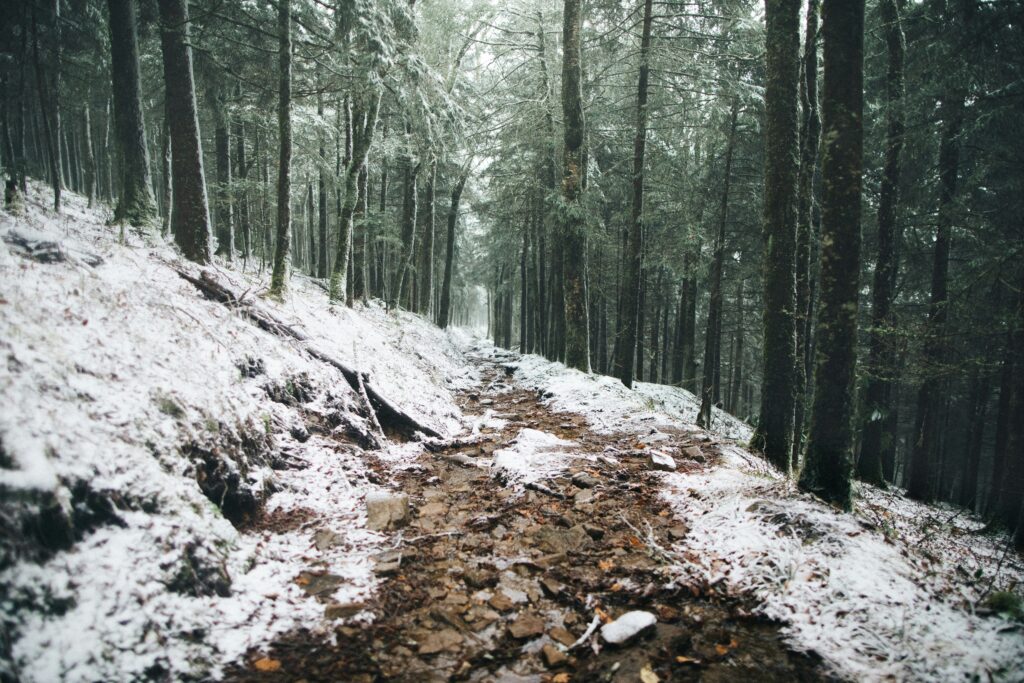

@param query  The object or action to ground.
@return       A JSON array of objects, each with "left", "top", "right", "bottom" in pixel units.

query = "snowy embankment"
[
  {"left": 0, "top": 184, "right": 475, "bottom": 681},
  {"left": 485, "top": 342, "right": 1024, "bottom": 681}
]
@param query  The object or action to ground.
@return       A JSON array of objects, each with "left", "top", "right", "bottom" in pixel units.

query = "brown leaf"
[{"left": 253, "top": 657, "right": 281, "bottom": 672}]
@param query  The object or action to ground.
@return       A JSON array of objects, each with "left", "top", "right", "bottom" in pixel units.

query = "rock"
[
  {"left": 419, "top": 501, "right": 448, "bottom": 517},
  {"left": 366, "top": 491, "right": 409, "bottom": 530},
  {"left": 583, "top": 523, "right": 605, "bottom": 540},
  {"left": 648, "top": 451, "right": 677, "bottom": 472},
  {"left": 600, "top": 611, "right": 657, "bottom": 645},
  {"left": 682, "top": 446, "right": 705, "bottom": 462},
  {"left": 668, "top": 524, "right": 689, "bottom": 541},
  {"left": 549, "top": 627, "right": 576, "bottom": 647},
  {"left": 574, "top": 489, "right": 595, "bottom": 506},
  {"left": 463, "top": 568, "right": 496, "bottom": 589},
  {"left": 571, "top": 472, "right": 600, "bottom": 489},
  {"left": 540, "top": 577, "right": 565, "bottom": 597},
  {"left": 534, "top": 525, "right": 591, "bottom": 554},
  {"left": 325, "top": 601, "right": 366, "bottom": 619},
  {"left": 372, "top": 549, "right": 405, "bottom": 575},
  {"left": 542, "top": 643, "right": 568, "bottom": 667},
  {"left": 312, "top": 529, "right": 345, "bottom": 550},
  {"left": 655, "top": 604, "right": 680, "bottom": 621},
  {"left": 417, "top": 628, "right": 463, "bottom": 655},
  {"left": 489, "top": 591, "right": 515, "bottom": 612},
  {"left": 298, "top": 572, "right": 343, "bottom": 597},
  {"left": 509, "top": 611, "right": 545, "bottom": 639}
]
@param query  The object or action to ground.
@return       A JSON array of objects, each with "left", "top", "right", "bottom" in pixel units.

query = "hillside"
[{"left": 2, "top": 185, "right": 1023, "bottom": 682}]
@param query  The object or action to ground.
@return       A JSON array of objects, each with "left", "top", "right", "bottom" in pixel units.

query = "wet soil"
[{"left": 225, "top": 350, "right": 832, "bottom": 682}]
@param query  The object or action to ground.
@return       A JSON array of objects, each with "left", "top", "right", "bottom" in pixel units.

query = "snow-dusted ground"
[
  {"left": 0, "top": 184, "right": 476, "bottom": 681},
  {"left": 496, "top": 344, "right": 1024, "bottom": 682}
]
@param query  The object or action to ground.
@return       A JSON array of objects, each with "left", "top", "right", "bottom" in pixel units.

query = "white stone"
[
  {"left": 365, "top": 491, "right": 409, "bottom": 530},
  {"left": 648, "top": 450, "right": 677, "bottom": 471},
  {"left": 600, "top": 610, "right": 657, "bottom": 645}
]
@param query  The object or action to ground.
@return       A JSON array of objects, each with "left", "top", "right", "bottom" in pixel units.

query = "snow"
[
  {"left": 0, "top": 184, "right": 477, "bottom": 681},
  {"left": 498, "top": 336, "right": 1024, "bottom": 682},
  {"left": 491, "top": 428, "right": 578, "bottom": 490},
  {"left": 600, "top": 610, "right": 657, "bottom": 644}
]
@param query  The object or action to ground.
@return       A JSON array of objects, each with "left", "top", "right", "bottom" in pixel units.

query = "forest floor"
[{"left": 225, "top": 348, "right": 826, "bottom": 683}]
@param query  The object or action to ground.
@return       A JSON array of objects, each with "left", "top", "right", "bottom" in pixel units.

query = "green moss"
[{"left": 983, "top": 591, "right": 1023, "bottom": 620}]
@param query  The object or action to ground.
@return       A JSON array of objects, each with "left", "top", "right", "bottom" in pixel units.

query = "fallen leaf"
[
  {"left": 552, "top": 674, "right": 572, "bottom": 683},
  {"left": 598, "top": 559, "right": 615, "bottom": 571},
  {"left": 610, "top": 582, "right": 623, "bottom": 592},
  {"left": 658, "top": 510, "right": 670, "bottom": 517},
  {"left": 714, "top": 638, "right": 738, "bottom": 656},
  {"left": 595, "top": 606, "right": 612, "bottom": 624},
  {"left": 253, "top": 657, "right": 281, "bottom": 672},
  {"left": 675, "top": 656, "right": 701, "bottom": 665},
  {"left": 640, "top": 665, "right": 660, "bottom": 683},
  {"left": 628, "top": 535, "right": 643, "bottom": 547}
]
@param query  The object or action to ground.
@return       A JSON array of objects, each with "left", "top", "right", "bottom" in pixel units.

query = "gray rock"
[
  {"left": 648, "top": 450, "right": 677, "bottom": 471},
  {"left": 571, "top": 472, "right": 601, "bottom": 489},
  {"left": 600, "top": 610, "right": 657, "bottom": 645},
  {"left": 366, "top": 491, "right": 409, "bottom": 530}
]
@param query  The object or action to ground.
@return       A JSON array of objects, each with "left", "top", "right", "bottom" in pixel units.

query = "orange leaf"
[
  {"left": 552, "top": 674, "right": 572, "bottom": 683},
  {"left": 675, "top": 656, "right": 701, "bottom": 665},
  {"left": 253, "top": 657, "right": 281, "bottom": 672},
  {"left": 610, "top": 582, "right": 623, "bottom": 592},
  {"left": 628, "top": 535, "right": 643, "bottom": 547},
  {"left": 598, "top": 559, "right": 615, "bottom": 571}
]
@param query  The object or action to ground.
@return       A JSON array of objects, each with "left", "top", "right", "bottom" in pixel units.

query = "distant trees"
[{"left": 269, "top": 0, "right": 292, "bottom": 296}]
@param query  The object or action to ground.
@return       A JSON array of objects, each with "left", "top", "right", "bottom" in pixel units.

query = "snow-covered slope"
[{"left": 0, "top": 184, "right": 474, "bottom": 681}]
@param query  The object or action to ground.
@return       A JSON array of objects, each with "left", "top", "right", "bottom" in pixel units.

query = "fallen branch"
[{"left": 169, "top": 264, "right": 441, "bottom": 440}]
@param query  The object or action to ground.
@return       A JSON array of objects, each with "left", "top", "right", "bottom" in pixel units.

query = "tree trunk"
[
  {"left": 317, "top": 91, "right": 328, "bottom": 279},
  {"left": 211, "top": 84, "right": 233, "bottom": 259},
  {"left": 158, "top": 0, "right": 212, "bottom": 263},
  {"left": 439, "top": 172, "right": 467, "bottom": 328},
  {"left": 858, "top": 0, "right": 904, "bottom": 485},
  {"left": 751, "top": 0, "right": 801, "bottom": 474},
  {"left": 418, "top": 161, "right": 437, "bottom": 315},
  {"left": 390, "top": 152, "right": 419, "bottom": 309},
  {"left": 793, "top": 0, "right": 820, "bottom": 466},
  {"left": 31, "top": 8, "right": 62, "bottom": 213},
  {"left": 907, "top": 93, "right": 964, "bottom": 502},
  {"left": 81, "top": 101, "right": 96, "bottom": 207},
  {"left": 234, "top": 118, "right": 251, "bottom": 262},
  {"left": 699, "top": 100, "right": 739, "bottom": 429},
  {"left": 729, "top": 279, "right": 746, "bottom": 415},
  {"left": 560, "top": 0, "right": 590, "bottom": 372},
  {"left": 108, "top": 0, "right": 157, "bottom": 227},
  {"left": 799, "top": 0, "right": 864, "bottom": 509},
  {"left": 269, "top": 0, "right": 292, "bottom": 294},
  {"left": 616, "top": 0, "right": 653, "bottom": 387}
]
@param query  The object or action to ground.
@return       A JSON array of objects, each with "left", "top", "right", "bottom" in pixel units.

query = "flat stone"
[
  {"left": 419, "top": 501, "right": 448, "bottom": 517},
  {"left": 542, "top": 643, "right": 568, "bottom": 667},
  {"left": 648, "top": 450, "right": 677, "bottom": 471},
  {"left": 534, "top": 525, "right": 591, "bottom": 554},
  {"left": 463, "top": 568, "right": 496, "bottom": 589},
  {"left": 489, "top": 591, "right": 515, "bottom": 611},
  {"left": 324, "top": 601, "right": 366, "bottom": 619},
  {"left": 540, "top": 577, "right": 565, "bottom": 597},
  {"left": 313, "top": 529, "right": 344, "bottom": 550},
  {"left": 583, "top": 523, "right": 605, "bottom": 540},
  {"left": 417, "top": 628, "right": 463, "bottom": 655},
  {"left": 571, "top": 472, "right": 600, "bottom": 489},
  {"left": 299, "top": 572, "right": 343, "bottom": 596},
  {"left": 509, "top": 611, "right": 545, "bottom": 639},
  {"left": 600, "top": 610, "right": 657, "bottom": 645},
  {"left": 574, "top": 489, "right": 595, "bottom": 506},
  {"left": 668, "top": 524, "right": 689, "bottom": 541},
  {"left": 372, "top": 549, "right": 405, "bottom": 575},
  {"left": 366, "top": 491, "right": 409, "bottom": 530},
  {"left": 549, "top": 627, "right": 576, "bottom": 647}
]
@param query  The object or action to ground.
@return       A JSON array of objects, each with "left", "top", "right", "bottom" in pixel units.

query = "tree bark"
[
  {"left": 615, "top": 0, "right": 653, "bottom": 387},
  {"left": 390, "top": 150, "right": 419, "bottom": 309},
  {"left": 269, "top": 0, "right": 292, "bottom": 294},
  {"left": 211, "top": 83, "right": 233, "bottom": 259},
  {"left": 418, "top": 160, "right": 437, "bottom": 315},
  {"left": 858, "top": 0, "right": 904, "bottom": 485},
  {"left": 107, "top": 0, "right": 157, "bottom": 227},
  {"left": 438, "top": 172, "right": 467, "bottom": 328},
  {"left": 798, "top": 0, "right": 864, "bottom": 510},
  {"left": 158, "top": 0, "right": 212, "bottom": 263},
  {"left": 699, "top": 101, "right": 739, "bottom": 429},
  {"left": 751, "top": 0, "right": 801, "bottom": 474},
  {"left": 560, "top": 0, "right": 590, "bottom": 372}
]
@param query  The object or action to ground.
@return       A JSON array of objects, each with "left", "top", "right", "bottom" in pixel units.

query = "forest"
[{"left": 2, "top": 0, "right": 1024, "bottom": 680}]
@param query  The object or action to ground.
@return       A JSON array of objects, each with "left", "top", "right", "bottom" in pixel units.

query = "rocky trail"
[{"left": 226, "top": 348, "right": 828, "bottom": 683}]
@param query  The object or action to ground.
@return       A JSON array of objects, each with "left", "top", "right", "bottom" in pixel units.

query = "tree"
[
  {"left": 438, "top": 171, "right": 467, "bottom": 328},
  {"left": 107, "top": 0, "right": 157, "bottom": 228},
  {"left": 615, "top": 0, "right": 653, "bottom": 388},
  {"left": 269, "top": 0, "right": 292, "bottom": 297},
  {"left": 751, "top": 0, "right": 801, "bottom": 474},
  {"left": 158, "top": 0, "right": 212, "bottom": 262},
  {"left": 799, "top": 0, "right": 865, "bottom": 510},
  {"left": 857, "top": 0, "right": 904, "bottom": 485},
  {"left": 698, "top": 100, "right": 739, "bottom": 429},
  {"left": 560, "top": 0, "right": 589, "bottom": 373}
]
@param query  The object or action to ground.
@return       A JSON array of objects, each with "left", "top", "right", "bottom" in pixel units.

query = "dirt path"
[{"left": 227, "top": 349, "right": 829, "bottom": 682}]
